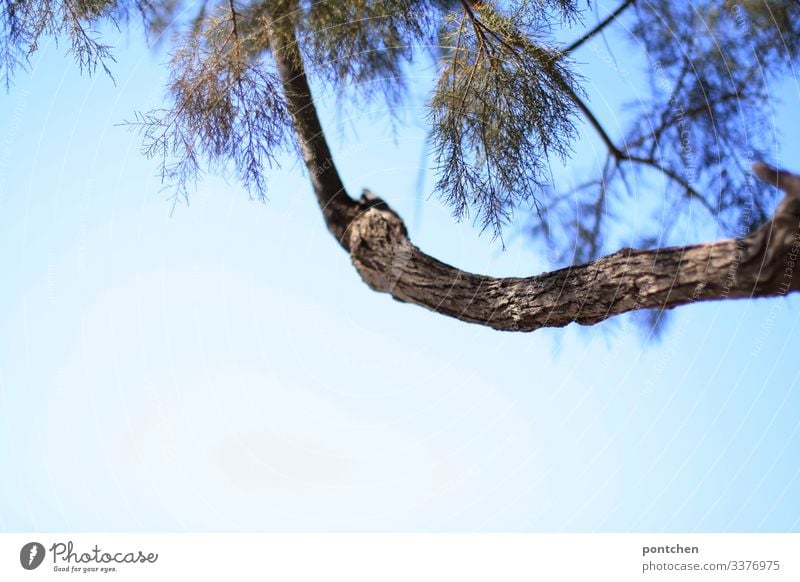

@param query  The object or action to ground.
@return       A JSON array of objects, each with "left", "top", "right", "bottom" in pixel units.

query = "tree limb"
[
  {"left": 264, "top": 12, "right": 359, "bottom": 243},
  {"left": 563, "top": 0, "right": 637, "bottom": 56},
  {"left": 267, "top": 14, "right": 800, "bottom": 333}
]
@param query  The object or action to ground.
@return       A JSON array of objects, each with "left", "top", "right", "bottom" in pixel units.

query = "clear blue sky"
[{"left": 1, "top": 4, "right": 799, "bottom": 532}]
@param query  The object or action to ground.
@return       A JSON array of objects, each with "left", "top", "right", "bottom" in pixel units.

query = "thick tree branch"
[
  {"left": 267, "top": 16, "right": 800, "bottom": 333},
  {"left": 264, "top": 11, "right": 360, "bottom": 243},
  {"left": 348, "top": 165, "right": 800, "bottom": 331}
]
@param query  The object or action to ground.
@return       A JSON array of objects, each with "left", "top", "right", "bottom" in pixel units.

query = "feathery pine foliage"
[
  {"left": 2, "top": 0, "right": 799, "bottom": 254},
  {"left": 430, "top": 3, "right": 581, "bottom": 235}
]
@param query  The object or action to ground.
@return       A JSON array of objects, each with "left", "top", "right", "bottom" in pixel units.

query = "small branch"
[
  {"left": 619, "top": 153, "right": 716, "bottom": 214},
  {"left": 567, "top": 85, "right": 622, "bottom": 156},
  {"left": 458, "top": 0, "right": 495, "bottom": 58},
  {"left": 228, "top": 0, "right": 238, "bottom": 39},
  {"left": 623, "top": 92, "right": 746, "bottom": 155},
  {"left": 564, "top": 84, "right": 715, "bottom": 213},
  {"left": 563, "top": 0, "right": 636, "bottom": 56},
  {"left": 457, "top": 0, "right": 537, "bottom": 61}
]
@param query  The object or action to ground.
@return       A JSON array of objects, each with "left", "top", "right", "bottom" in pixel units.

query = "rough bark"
[{"left": 267, "top": 15, "right": 800, "bottom": 332}]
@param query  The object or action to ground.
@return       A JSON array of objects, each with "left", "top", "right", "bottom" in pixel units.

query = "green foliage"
[
  {"left": 430, "top": 3, "right": 581, "bottom": 236},
  {"left": 1, "top": 0, "right": 118, "bottom": 86},
  {"left": 289, "top": 0, "right": 440, "bottom": 108},
  {"left": 129, "top": 7, "right": 292, "bottom": 203},
  {"left": 1, "top": 0, "right": 799, "bottom": 259}
]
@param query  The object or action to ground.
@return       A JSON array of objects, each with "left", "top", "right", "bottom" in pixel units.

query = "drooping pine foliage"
[
  {"left": 430, "top": 3, "right": 582, "bottom": 235},
  {"left": 0, "top": 0, "right": 119, "bottom": 85},
  {"left": 2, "top": 0, "right": 799, "bottom": 251},
  {"left": 130, "top": 8, "right": 293, "bottom": 202}
]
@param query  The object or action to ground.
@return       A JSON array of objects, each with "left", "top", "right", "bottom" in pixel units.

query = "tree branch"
[
  {"left": 565, "top": 84, "right": 716, "bottom": 213},
  {"left": 563, "top": 0, "right": 636, "bottom": 56},
  {"left": 267, "top": 14, "right": 800, "bottom": 333},
  {"left": 264, "top": 10, "right": 360, "bottom": 243},
  {"left": 346, "top": 165, "right": 800, "bottom": 331}
]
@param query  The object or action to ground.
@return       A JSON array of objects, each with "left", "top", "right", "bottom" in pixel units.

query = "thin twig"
[
  {"left": 565, "top": 82, "right": 716, "bottom": 213},
  {"left": 563, "top": 0, "right": 636, "bottom": 56}
]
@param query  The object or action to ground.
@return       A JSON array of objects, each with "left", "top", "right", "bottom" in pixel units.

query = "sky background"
[{"left": 1, "top": 2, "right": 799, "bottom": 532}]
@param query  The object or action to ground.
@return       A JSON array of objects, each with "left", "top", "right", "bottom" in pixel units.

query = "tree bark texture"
[{"left": 267, "top": 14, "right": 800, "bottom": 332}]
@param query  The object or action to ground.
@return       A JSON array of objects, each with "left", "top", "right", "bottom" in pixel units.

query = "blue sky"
[{"left": 1, "top": 4, "right": 799, "bottom": 532}]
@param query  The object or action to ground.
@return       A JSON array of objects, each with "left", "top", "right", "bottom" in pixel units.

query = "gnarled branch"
[{"left": 267, "top": 12, "right": 800, "bottom": 332}]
